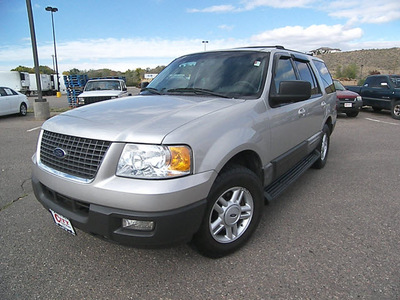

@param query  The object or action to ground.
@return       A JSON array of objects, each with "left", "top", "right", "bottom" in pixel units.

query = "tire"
[
  {"left": 391, "top": 100, "right": 400, "bottom": 120},
  {"left": 19, "top": 103, "right": 27, "bottom": 116},
  {"left": 192, "top": 165, "right": 263, "bottom": 258},
  {"left": 312, "top": 124, "right": 330, "bottom": 169},
  {"left": 346, "top": 111, "right": 359, "bottom": 117}
]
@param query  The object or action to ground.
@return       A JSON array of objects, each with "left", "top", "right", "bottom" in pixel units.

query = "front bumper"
[
  {"left": 31, "top": 151, "right": 215, "bottom": 247},
  {"left": 336, "top": 100, "right": 363, "bottom": 113},
  {"left": 32, "top": 174, "right": 207, "bottom": 246}
]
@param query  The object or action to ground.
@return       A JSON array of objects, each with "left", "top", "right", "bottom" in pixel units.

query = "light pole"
[
  {"left": 202, "top": 40, "right": 208, "bottom": 51},
  {"left": 26, "top": 0, "right": 49, "bottom": 120},
  {"left": 45, "top": 6, "right": 60, "bottom": 95}
]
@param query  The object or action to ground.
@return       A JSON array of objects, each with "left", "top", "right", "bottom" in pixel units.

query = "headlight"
[
  {"left": 78, "top": 97, "right": 85, "bottom": 105},
  {"left": 116, "top": 144, "right": 192, "bottom": 179},
  {"left": 356, "top": 96, "right": 362, "bottom": 101}
]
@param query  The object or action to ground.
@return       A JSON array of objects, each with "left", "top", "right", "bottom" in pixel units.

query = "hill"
[{"left": 316, "top": 47, "right": 400, "bottom": 80}]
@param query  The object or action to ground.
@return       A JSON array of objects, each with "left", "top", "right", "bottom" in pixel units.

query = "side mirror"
[
  {"left": 270, "top": 81, "right": 312, "bottom": 105},
  {"left": 141, "top": 82, "right": 149, "bottom": 89}
]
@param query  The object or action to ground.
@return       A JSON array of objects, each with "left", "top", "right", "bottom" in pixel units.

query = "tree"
[
  {"left": 11, "top": 65, "right": 33, "bottom": 73},
  {"left": 334, "top": 63, "right": 358, "bottom": 79},
  {"left": 11, "top": 65, "right": 54, "bottom": 74}
]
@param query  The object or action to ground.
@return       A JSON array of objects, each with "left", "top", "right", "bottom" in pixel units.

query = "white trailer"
[
  {"left": 28, "top": 73, "right": 57, "bottom": 96},
  {"left": 0, "top": 71, "right": 30, "bottom": 94}
]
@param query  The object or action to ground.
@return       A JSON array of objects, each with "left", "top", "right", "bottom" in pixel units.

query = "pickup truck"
[
  {"left": 346, "top": 75, "right": 400, "bottom": 120},
  {"left": 77, "top": 78, "right": 131, "bottom": 106},
  {"left": 32, "top": 46, "right": 337, "bottom": 258}
]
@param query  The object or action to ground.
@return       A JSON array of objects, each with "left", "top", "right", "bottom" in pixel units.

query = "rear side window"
[
  {"left": 313, "top": 60, "right": 335, "bottom": 94},
  {"left": 294, "top": 60, "right": 321, "bottom": 96}
]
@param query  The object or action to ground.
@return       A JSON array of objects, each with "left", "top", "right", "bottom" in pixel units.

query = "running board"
[{"left": 264, "top": 150, "right": 320, "bottom": 203}]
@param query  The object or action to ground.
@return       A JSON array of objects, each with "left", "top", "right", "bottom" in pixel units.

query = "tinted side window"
[
  {"left": 295, "top": 60, "right": 321, "bottom": 96},
  {"left": 0, "top": 88, "right": 6, "bottom": 96},
  {"left": 313, "top": 60, "right": 335, "bottom": 94},
  {"left": 272, "top": 57, "right": 296, "bottom": 94}
]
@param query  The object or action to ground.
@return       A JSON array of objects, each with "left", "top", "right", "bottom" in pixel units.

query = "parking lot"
[{"left": 1, "top": 96, "right": 399, "bottom": 299}]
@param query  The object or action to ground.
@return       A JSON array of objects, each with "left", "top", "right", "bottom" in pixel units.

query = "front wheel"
[
  {"left": 391, "top": 100, "right": 400, "bottom": 120},
  {"left": 312, "top": 124, "right": 330, "bottom": 169},
  {"left": 346, "top": 111, "right": 359, "bottom": 117},
  {"left": 192, "top": 166, "right": 263, "bottom": 258}
]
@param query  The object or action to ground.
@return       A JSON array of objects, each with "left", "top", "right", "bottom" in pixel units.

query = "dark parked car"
[
  {"left": 334, "top": 80, "right": 362, "bottom": 117},
  {"left": 345, "top": 75, "right": 400, "bottom": 120}
]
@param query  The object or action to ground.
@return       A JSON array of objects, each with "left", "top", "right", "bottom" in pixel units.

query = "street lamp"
[
  {"left": 202, "top": 40, "right": 208, "bottom": 51},
  {"left": 45, "top": 6, "right": 60, "bottom": 95}
]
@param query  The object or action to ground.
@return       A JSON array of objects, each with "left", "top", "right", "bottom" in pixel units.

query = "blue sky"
[{"left": 0, "top": 0, "right": 399, "bottom": 73}]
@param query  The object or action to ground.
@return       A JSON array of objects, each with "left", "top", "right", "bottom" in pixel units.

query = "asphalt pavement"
[{"left": 0, "top": 103, "right": 399, "bottom": 299}]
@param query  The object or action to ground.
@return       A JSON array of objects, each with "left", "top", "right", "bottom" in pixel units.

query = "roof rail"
[{"left": 234, "top": 45, "right": 286, "bottom": 50}]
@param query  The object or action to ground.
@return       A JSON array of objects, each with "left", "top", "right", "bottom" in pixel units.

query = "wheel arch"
[
  {"left": 219, "top": 150, "right": 264, "bottom": 183},
  {"left": 324, "top": 116, "right": 334, "bottom": 135}
]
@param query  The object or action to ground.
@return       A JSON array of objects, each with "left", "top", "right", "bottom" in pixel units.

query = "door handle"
[{"left": 298, "top": 107, "right": 306, "bottom": 117}]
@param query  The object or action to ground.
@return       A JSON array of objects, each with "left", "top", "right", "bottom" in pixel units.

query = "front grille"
[
  {"left": 81, "top": 96, "right": 111, "bottom": 105},
  {"left": 40, "top": 130, "right": 111, "bottom": 181}
]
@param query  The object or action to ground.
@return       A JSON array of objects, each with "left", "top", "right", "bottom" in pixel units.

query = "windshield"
[
  {"left": 85, "top": 80, "right": 121, "bottom": 91},
  {"left": 144, "top": 51, "right": 270, "bottom": 99},
  {"left": 333, "top": 80, "right": 346, "bottom": 91}
]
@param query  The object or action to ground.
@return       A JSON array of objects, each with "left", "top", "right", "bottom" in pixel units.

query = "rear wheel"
[
  {"left": 312, "top": 124, "right": 330, "bottom": 169},
  {"left": 19, "top": 103, "right": 27, "bottom": 116},
  {"left": 391, "top": 100, "right": 400, "bottom": 120},
  {"left": 192, "top": 165, "right": 263, "bottom": 258}
]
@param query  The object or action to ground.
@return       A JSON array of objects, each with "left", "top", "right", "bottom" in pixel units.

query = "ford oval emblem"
[{"left": 53, "top": 147, "right": 67, "bottom": 159}]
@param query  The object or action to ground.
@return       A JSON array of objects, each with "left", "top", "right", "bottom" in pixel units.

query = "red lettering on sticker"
[{"left": 55, "top": 213, "right": 61, "bottom": 223}]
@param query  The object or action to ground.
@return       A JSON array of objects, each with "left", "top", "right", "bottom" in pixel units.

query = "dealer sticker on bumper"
[{"left": 49, "top": 209, "right": 76, "bottom": 235}]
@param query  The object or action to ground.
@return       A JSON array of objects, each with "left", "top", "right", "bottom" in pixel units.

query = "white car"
[{"left": 0, "top": 86, "right": 29, "bottom": 116}]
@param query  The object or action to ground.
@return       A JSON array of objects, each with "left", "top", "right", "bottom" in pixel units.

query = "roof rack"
[{"left": 234, "top": 45, "right": 286, "bottom": 50}]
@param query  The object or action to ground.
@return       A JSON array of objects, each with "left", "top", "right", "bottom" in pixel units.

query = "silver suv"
[{"left": 32, "top": 46, "right": 337, "bottom": 258}]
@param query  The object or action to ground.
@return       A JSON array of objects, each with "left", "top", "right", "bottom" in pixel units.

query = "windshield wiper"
[
  {"left": 167, "top": 88, "right": 230, "bottom": 98},
  {"left": 141, "top": 87, "right": 162, "bottom": 95}
]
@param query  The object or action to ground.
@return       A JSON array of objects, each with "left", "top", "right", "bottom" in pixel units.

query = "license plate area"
[
  {"left": 50, "top": 209, "right": 76, "bottom": 235},
  {"left": 344, "top": 103, "right": 353, "bottom": 107}
]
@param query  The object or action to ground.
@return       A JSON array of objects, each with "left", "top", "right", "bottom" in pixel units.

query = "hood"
[
  {"left": 336, "top": 90, "right": 360, "bottom": 99},
  {"left": 42, "top": 95, "right": 241, "bottom": 144},
  {"left": 79, "top": 90, "right": 123, "bottom": 97}
]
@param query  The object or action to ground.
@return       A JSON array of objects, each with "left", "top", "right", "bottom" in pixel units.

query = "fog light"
[{"left": 122, "top": 219, "right": 154, "bottom": 231}]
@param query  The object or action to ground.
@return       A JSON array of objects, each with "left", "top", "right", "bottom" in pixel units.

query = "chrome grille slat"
[{"left": 40, "top": 130, "right": 111, "bottom": 180}]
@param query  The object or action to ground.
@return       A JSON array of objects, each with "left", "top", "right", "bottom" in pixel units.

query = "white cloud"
[
  {"left": 189, "top": 0, "right": 316, "bottom": 13},
  {"left": 241, "top": 0, "right": 316, "bottom": 10},
  {"left": 250, "top": 24, "right": 364, "bottom": 51},
  {"left": 218, "top": 24, "right": 235, "bottom": 31},
  {"left": 327, "top": 0, "right": 400, "bottom": 24},
  {"left": 0, "top": 38, "right": 245, "bottom": 72},
  {"left": 187, "top": 5, "right": 236, "bottom": 13}
]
